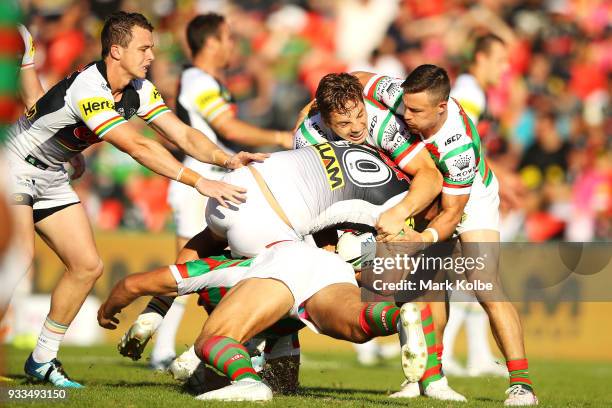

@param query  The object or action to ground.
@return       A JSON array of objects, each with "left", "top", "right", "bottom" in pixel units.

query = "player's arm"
[
  {"left": 103, "top": 123, "right": 246, "bottom": 207},
  {"left": 148, "top": 112, "right": 268, "bottom": 169},
  {"left": 351, "top": 71, "right": 376, "bottom": 87},
  {"left": 98, "top": 267, "right": 179, "bottom": 329},
  {"left": 292, "top": 99, "right": 315, "bottom": 133},
  {"left": 421, "top": 192, "right": 470, "bottom": 243},
  {"left": 19, "top": 68, "right": 44, "bottom": 111},
  {"left": 376, "top": 149, "right": 442, "bottom": 240},
  {"left": 211, "top": 110, "right": 293, "bottom": 149}
]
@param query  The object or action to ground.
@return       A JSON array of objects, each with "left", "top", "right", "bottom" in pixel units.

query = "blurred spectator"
[{"left": 14, "top": 0, "right": 610, "bottom": 240}]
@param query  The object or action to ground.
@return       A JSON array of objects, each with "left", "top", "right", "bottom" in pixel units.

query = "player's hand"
[
  {"left": 376, "top": 205, "right": 410, "bottom": 242},
  {"left": 195, "top": 178, "right": 247, "bottom": 208},
  {"left": 98, "top": 302, "right": 120, "bottom": 330},
  {"left": 224, "top": 151, "right": 269, "bottom": 169},
  {"left": 389, "top": 227, "right": 424, "bottom": 243},
  {"left": 68, "top": 153, "right": 86, "bottom": 180}
]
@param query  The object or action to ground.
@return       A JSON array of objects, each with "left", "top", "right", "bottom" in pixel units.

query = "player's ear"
[
  {"left": 437, "top": 99, "right": 447, "bottom": 114},
  {"left": 110, "top": 44, "right": 122, "bottom": 60}
]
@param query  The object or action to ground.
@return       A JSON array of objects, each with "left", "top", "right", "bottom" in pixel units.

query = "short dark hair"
[
  {"left": 186, "top": 13, "right": 226, "bottom": 57},
  {"left": 401, "top": 64, "right": 450, "bottom": 104},
  {"left": 315, "top": 73, "right": 364, "bottom": 123},
  {"left": 473, "top": 33, "right": 505, "bottom": 59},
  {"left": 101, "top": 12, "right": 154, "bottom": 58}
]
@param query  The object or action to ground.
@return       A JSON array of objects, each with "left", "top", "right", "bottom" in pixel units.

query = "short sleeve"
[
  {"left": 18, "top": 25, "right": 35, "bottom": 69},
  {"left": 439, "top": 146, "right": 477, "bottom": 195},
  {"left": 363, "top": 75, "right": 405, "bottom": 114},
  {"left": 136, "top": 80, "right": 171, "bottom": 123},
  {"left": 68, "top": 78, "right": 127, "bottom": 138},
  {"left": 192, "top": 80, "right": 233, "bottom": 122}
]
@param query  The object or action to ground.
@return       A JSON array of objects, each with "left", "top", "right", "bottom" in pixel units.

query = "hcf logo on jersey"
[
  {"left": 314, "top": 143, "right": 345, "bottom": 191},
  {"left": 79, "top": 97, "right": 115, "bottom": 121}
]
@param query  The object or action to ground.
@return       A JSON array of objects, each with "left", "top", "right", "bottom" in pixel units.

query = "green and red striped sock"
[
  {"left": 201, "top": 336, "right": 261, "bottom": 382},
  {"left": 507, "top": 358, "right": 533, "bottom": 390},
  {"left": 359, "top": 302, "right": 400, "bottom": 337},
  {"left": 419, "top": 305, "right": 443, "bottom": 388}
]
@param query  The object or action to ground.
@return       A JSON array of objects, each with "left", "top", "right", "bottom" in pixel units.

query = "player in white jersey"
[
  {"left": 444, "top": 34, "right": 512, "bottom": 378},
  {"left": 5, "top": 12, "right": 267, "bottom": 388},
  {"left": 354, "top": 65, "right": 537, "bottom": 405},
  {"left": 153, "top": 13, "right": 293, "bottom": 370}
]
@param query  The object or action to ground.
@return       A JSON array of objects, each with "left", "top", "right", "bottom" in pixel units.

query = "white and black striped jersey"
[{"left": 6, "top": 61, "right": 170, "bottom": 170}]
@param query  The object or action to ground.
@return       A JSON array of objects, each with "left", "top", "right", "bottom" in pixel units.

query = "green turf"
[{"left": 2, "top": 345, "right": 611, "bottom": 407}]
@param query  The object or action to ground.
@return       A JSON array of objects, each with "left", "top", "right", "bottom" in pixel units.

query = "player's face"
[
  {"left": 401, "top": 91, "right": 446, "bottom": 136},
  {"left": 216, "top": 23, "right": 234, "bottom": 68},
  {"left": 121, "top": 26, "right": 155, "bottom": 79},
  {"left": 326, "top": 100, "right": 368, "bottom": 144},
  {"left": 484, "top": 42, "right": 508, "bottom": 86}
]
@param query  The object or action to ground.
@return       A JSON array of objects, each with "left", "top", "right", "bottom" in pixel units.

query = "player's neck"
[
  {"left": 104, "top": 58, "right": 135, "bottom": 99},
  {"left": 193, "top": 52, "right": 223, "bottom": 79},
  {"left": 422, "top": 109, "right": 448, "bottom": 139}
]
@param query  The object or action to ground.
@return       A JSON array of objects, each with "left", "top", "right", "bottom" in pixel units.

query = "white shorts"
[
  {"left": 5, "top": 151, "right": 79, "bottom": 216},
  {"left": 167, "top": 156, "right": 227, "bottom": 239},
  {"left": 205, "top": 167, "right": 300, "bottom": 258},
  {"left": 245, "top": 242, "right": 357, "bottom": 332},
  {"left": 456, "top": 173, "right": 500, "bottom": 235}
]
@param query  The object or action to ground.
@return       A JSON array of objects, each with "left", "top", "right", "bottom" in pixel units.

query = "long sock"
[
  {"left": 419, "top": 305, "right": 443, "bottom": 389},
  {"left": 151, "top": 297, "right": 186, "bottom": 362},
  {"left": 466, "top": 305, "right": 496, "bottom": 367},
  {"left": 32, "top": 316, "right": 68, "bottom": 363},
  {"left": 507, "top": 359, "right": 533, "bottom": 390},
  {"left": 201, "top": 336, "right": 261, "bottom": 382},
  {"left": 359, "top": 302, "right": 400, "bottom": 337},
  {"left": 442, "top": 302, "right": 468, "bottom": 363},
  {"left": 143, "top": 296, "right": 174, "bottom": 317}
]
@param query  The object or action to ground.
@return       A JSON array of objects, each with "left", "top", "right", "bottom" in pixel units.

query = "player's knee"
[{"left": 68, "top": 257, "right": 104, "bottom": 282}]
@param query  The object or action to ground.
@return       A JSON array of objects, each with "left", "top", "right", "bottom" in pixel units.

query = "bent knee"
[{"left": 67, "top": 257, "right": 104, "bottom": 281}]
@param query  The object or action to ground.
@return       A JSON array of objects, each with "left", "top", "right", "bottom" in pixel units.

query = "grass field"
[{"left": 3, "top": 345, "right": 611, "bottom": 407}]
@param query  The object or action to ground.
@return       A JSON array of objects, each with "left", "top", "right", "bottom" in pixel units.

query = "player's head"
[
  {"left": 472, "top": 34, "right": 507, "bottom": 87},
  {"left": 315, "top": 73, "right": 368, "bottom": 144},
  {"left": 101, "top": 12, "right": 155, "bottom": 79},
  {"left": 186, "top": 13, "right": 234, "bottom": 68},
  {"left": 400, "top": 64, "right": 450, "bottom": 135}
]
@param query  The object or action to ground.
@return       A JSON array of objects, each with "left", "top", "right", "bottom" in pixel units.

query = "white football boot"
[
  {"left": 195, "top": 379, "right": 273, "bottom": 401},
  {"left": 118, "top": 312, "right": 163, "bottom": 360},
  {"left": 423, "top": 376, "right": 467, "bottom": 401},
  {"left": 169, "top": 346, "right": 201, "bottom": 381},
  {"left": 398, "top": 303, "right": 428, "bottom": 382},
  {"left": 388, "top": 380, "right": 420, "bottom": 399},
  {"left": 504, "top": 385, "right": 539, "bottom": 406}
]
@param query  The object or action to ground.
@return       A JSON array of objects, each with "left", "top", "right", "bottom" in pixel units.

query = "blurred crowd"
[{"left": 18, "top": 0, "right": 611, "bottom": 241}]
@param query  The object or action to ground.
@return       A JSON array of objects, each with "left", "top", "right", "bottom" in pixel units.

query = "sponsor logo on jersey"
[
  {"left": 195, "top": 90, "right": 220, "bottom": 111},
  {"left": 79, "top": 97, "right": 115, "bottom": 121},
  {"left": 314, "top": 143, "right": 345, "bottom": 191},
  {"left": 385, "top": 82, "right": 402, "bottom": 100},
  {"left": 445, "top": 133, "right": 462, "bottom": 146},
  {"left": 150, "top": 86, "right": 162, "bottom": 104},
  {"left": 312, "top": 122, "right": 327, "bottom": 137},
  {"left": 383, "top": 121, "right": 398, "bottom": 141},
  {"left": 454, "top": 155, "right": 471, "bottom": 170},
  {"left": 368, "top": 115, "right": 378, "bottom": 136}
]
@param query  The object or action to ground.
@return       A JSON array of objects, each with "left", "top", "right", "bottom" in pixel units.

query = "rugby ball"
[{"left": 336, "top": 231, "right": 376, "bottom": 271}]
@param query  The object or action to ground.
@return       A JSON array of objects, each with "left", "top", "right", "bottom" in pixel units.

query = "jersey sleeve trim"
[
  {"left": 93, "top": 115, "right": 128, "bottom": 137},
  {"left": 364, "top": 75, "right": 385, "bottom": 102},
  {"left": 442, "top": 184, "right": 472, "bottom": 195},
  {"left": 299, "top": 122, "right": 320, "bottom": 145},
  {"left": 141, "top": 104, "right": 170, "bottom": 123},
  {"left": 395, "top": 141, "right": 425, "bottom": 169}
]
